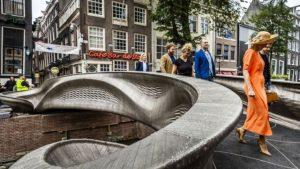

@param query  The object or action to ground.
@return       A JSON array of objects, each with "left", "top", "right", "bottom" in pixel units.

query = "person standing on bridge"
[
  {"left": 236, "top": 31, "right": 277, "bottom": 156},
  {"left": 160, "top": 43, "right": 176, "bottom": 74},
  {"left": 172, "top": 43, "right": 194, "bottom": 77},
  {"left": 260, "top": 44, "right": 272, "bottom": 91},
  {"left": 136, "top": 54, "right": 149, "bottom": 72},
  {"left": 194, "top": 38, "right": 216, "bottom": 81}
]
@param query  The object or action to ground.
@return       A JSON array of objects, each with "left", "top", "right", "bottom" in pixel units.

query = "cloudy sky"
[{"left": 32, "top": 0, "right": 300, "bottom": 21}]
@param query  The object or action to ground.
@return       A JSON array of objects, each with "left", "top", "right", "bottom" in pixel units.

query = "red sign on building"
[{"left": 88, "top": 51, "right": 141, "bottom": 60}]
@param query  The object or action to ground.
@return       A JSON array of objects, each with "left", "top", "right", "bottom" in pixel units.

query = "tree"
[
  {"left": 250, "top": 0, "right": 296, "bottom": 74},
  {"left": 151, "top": 0, "right": 242, "bottom": 46}
]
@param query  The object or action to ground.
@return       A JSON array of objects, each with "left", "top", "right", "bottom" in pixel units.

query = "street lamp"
[{"left": 25, "top": 48, "right": 31, "bottom": 56}]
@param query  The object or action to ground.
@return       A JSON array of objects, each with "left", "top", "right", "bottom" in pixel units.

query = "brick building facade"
[
  {"left": 0, "top": 0, "right": 32, "bottom": 84},
  {"left": 35, "top": 0, "right": 152, "bottom": 83}
]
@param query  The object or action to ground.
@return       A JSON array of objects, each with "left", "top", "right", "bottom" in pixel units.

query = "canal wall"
[{"left": 0, "top": 111, "right": 154, "bottom": 163}]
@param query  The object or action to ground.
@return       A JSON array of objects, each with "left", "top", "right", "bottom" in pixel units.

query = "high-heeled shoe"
[
  {"left": 258, "top": 138, "right": 271, "bottom": 156},
  {"left": 236, "top": 128, "right": 247, "bottom": 144}
]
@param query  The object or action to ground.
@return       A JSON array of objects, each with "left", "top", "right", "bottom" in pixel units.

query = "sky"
[{"left": 31, "top": 0, "right": 300, "bottom": 21}]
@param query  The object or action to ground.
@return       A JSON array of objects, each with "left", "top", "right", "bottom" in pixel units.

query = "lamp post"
[{"left": 23, "top": 46, "right": 32, "bottom": 75}]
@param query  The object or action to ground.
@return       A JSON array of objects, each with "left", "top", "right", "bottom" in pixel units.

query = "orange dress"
[{"left": 243, "top": 48, "right": 272, "bottom": 136}]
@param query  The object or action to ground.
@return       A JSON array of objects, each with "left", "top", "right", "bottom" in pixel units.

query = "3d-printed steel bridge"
[{"left": 0, "top": 72, "right": 242, "bottom": 169}]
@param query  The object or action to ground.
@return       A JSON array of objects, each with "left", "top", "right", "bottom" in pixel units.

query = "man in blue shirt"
[{"left": 194, "top": 39, "right": 216, "bottom": 81}]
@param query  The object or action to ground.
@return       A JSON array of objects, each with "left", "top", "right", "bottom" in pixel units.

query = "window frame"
[
  {"left": 134, "top": 33, "right": 147, "bottom": 54},
  {"left": 156, "top": 37, "right": 167, "bottom": 59},
  {"left": 87, "top": 0, "right": 105, "bottom": 18},
  {"left": 112, "top": 1, "right": 128, "bottom": 26},
  {"left": 1, "top": 0, "right": 25, "bottom": 17},
  {"left": 271, "top": 59, "right": 277, "bottom": 75},
  {"left": 200, "top": 17, "right": 209, "bottom": 35},
  {"left": 134, "top": 6, "right": 147, "bottom": 26},
  {"left": 112, "top": 30, "right": 128, "bottom": 53},
  {"left": 223, "top": 45, "right": 229, "bottom": 60},
  {"left": 113, "top": 60, "right": 129, "bottom": 71},
  {"left": 1, "top": 26, "right": 25, "bottom": 75},
  {"left": 278, "top": 60, "right": 284, "bottom": 75},
  {"left": 216, "top": 43, "right": 222, "bottom": 56},
  {"left": 230, "top": 46, "right": 235, "bottom": 60},
  {"left": 189, "top": 15, "right": 198, "bottom": 33},
  {"left": 88, "top": 26, "right": 106, "bottom": 51}
]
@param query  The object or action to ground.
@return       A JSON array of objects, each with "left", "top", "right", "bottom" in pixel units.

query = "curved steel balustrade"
[{"left": 1, "top": 72, "right": 242, "bottom": 169}]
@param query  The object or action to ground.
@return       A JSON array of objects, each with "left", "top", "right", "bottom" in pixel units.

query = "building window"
[
  {"left": 2, "top": 27, "right": 24, "bottom": 74},
  {"left": 113, "top": 60, "right": 128, "bottom": 71},
  {"left": 201, "top": 17, "right": 208, "bottom": 35},
  {"left": 87, "top": 64, "right": 98, "bottom": 73},
  {"left": 223, "top": 45, "right": 229, "bottom": 60},
  {"left": 134, "top": 7, "right": 146, "bottom": 26},
  {"left": 112, "top": 1, "right": 127, "bottom": 25},
  {"left": 216, "top": 43, "right": 222, "bottom": 55},
  {"left": 74, "top": 64, "right": 82, "bottom": 74},
  {"left": 100, "top": 64, "right": 111, "bottom": 72},
  {"left": 134, "top": 34, "right": 147, "bottom": 53},
  {"left": 230, "top": 46, "right": 235, "bottom": 60},
  {"left": 279, "top": 60, "right": 284, "bottom": 75},
  {"left": 2, "top": 0, "right": 24, "bottom": 16},
  {"left": 113, "top": 30, "right": 127, "bottom": 53},
  {"left": 290, "top": 69, "right": 295, "bottom": 81},
  {"left": 156, "top": 38, "right": 167, "bottom": 59},
  {"left": 88, "top": 0, "right": 104, "bottom": 17},
  {"left": 88, "top": 26, "right": 105, "bottom": 51},
  {"left": 271, "top": 59, "right": 277, "bottom": 74},
  {"left": 287, "top": 53, "right": 291, "bottom": 65},
  {"left": 189, "top": 16, "right": 197, "bottom": 33}
]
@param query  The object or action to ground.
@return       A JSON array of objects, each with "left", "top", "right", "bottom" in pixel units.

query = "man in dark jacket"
[
  {"left": 136, "top": 54, "right": 149, "bottom": 72},
  {"left": 260, "top": 44, "right": 272, "bottom": 90},
  {"left": 4, "top": 76, "right": 16, "bottom": 92}
]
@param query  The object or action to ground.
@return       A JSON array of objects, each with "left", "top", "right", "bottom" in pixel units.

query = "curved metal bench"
[{"left": 1, "top": 72, "right": 242, "bottom": 169}]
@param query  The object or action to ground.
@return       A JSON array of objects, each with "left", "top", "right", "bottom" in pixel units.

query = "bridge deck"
[{"left": 214, "top": 114, "right": 300, "bottom": 169}]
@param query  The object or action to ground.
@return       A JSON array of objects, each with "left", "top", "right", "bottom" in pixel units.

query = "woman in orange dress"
[{"left": 236, "top": 31, "right": 277, "bottom": 156}]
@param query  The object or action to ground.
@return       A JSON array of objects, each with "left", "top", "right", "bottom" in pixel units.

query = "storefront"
[{"left": 67, "top": 51, "right": 142, "bottom": 75}]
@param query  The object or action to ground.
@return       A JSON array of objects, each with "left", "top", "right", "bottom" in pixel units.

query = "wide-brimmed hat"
[{"left": 250, "top": 31, "right": 278, "bottom": 45}]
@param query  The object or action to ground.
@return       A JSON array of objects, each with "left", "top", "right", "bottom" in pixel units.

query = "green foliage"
[
  {"left": 271, "top": 74, "right": 288, "bottom": 80},
  {"left": 151, "top": 0, "right": 242, "bottom": 46},
  {"left": 250, "top": 0, "right": 296, "bottom": 56}
]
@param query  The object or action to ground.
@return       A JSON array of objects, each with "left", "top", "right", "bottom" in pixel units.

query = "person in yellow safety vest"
[{"left": 16, "top": 74, "right": 29, "bottom": 92}]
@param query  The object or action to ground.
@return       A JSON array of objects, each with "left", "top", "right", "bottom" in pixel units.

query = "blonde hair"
[
  {"left": 181, "top": 43, "right": 193, "bottom": 53},
  {"left": 139, "top": 53, "right": 147, "bottom": 61}
]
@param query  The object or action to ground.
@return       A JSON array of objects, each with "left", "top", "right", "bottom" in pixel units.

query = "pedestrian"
[
  {"left": 135, "top": 54, "right": 149, "bottom": 72},
  {"left": 236, "top": 31, "right": 277, "bottom": 156},
  {"left": 172, "top": 43, "right": 194, "bottom": 77},
  {"left": 260, "top": 44, "right": 272, "bottom": 91},
  {"left": 194, "top": 38, "right": 216, "bottom": 81},
  {"left": 160, "top": 43, "right": 176, "bottom": 74},
  {"left": 4, "top": 76, "right": 16, "bottom": 92},
  {"left": 16, "top": 74, "right": 29, "bottom": 92}
]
